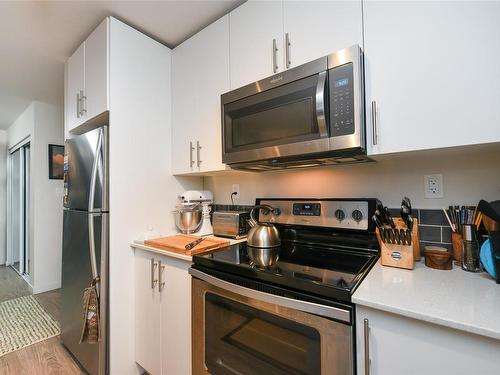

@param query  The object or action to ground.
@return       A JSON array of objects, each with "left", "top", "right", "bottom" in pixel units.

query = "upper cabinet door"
[
  {"left": 364, "top": 1, "right": 500, "bottom": 155},
  {"left": 66, "top": 43, "right": 85, "bottom": 133},
  {"left": 283, "top": 1, "right": 363, "bottom": 68},
  {"left": 84, "top": 18, "right": 109, "bottom": 122},
  {"left": 230, "top": 0, "right": 284, "bottom": 89},
  {"left": 172, "top": 15, "right": 230, "bottom": 175}
]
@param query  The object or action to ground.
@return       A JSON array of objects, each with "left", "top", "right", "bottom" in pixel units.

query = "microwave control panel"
[{"left": 329, "top": 62, "right": 355, "bottom": 136}]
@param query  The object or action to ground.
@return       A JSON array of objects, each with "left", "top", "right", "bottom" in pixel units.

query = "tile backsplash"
[
  {"left": 214, "top": 205, "right": 456, "bottom": 254},
  {"left": 390, "top": 208, "right": 452, "bottom": 252}
]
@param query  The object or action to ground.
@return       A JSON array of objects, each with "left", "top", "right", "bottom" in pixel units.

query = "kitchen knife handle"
[
  {"left": 364, "top": 318, "right": 371, "bottom": 375},
  {"left": 185, "top": 237, "right": 205, "bottom": 250},
  {"left": 371, "top": 101, "right": 378, "bottom": 145}
]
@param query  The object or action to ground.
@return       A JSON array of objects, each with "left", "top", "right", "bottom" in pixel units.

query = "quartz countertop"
[
  {"left": 352, "top": 260, "right": 500, "bottom": 340},
  {"left": 131, "top": 235, "right": 246, "bottom": 262}
]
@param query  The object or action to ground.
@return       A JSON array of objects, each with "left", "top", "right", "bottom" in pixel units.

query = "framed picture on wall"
[{"left": 48, "top": 144, "right": 64, "bottom": 180}]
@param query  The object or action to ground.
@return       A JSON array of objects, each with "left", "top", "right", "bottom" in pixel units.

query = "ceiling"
[{"left": 0, "top": 0, "right": 244, "bottom": 130}]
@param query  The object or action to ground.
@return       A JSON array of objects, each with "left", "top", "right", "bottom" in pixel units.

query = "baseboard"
[{"left": 33, "top": 280, "right": 61, "bottom": 294}]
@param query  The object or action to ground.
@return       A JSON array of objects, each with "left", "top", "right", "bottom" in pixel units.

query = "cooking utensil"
[
  {"left": 144, "top": 234, "right": 230, "bottom": 255},
  {"left": 372, "top": 214, "right": 383, "bottom": 229},
  {"left": 400, "top": 228, "right": 407, "bottom": 245},
  {"left": 247, "top": 204, "right": 281, "bottom": 249},
  {"left": 173, "top": 202, "right": 203, "bottom": 234},
  {"left": 184, "top": 236, "right": 206, "bottom": 250}
]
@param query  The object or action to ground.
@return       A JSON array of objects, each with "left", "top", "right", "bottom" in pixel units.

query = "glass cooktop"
[{"left": 193, "top": 241, "right": 379, "bottom": 302}]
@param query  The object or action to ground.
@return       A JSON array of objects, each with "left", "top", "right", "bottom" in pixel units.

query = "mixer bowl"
[{"left": 174, "top": 205, "right": 203, "bottom": 234}]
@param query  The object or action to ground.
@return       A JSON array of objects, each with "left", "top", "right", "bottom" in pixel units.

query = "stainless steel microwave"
[{"left": 221, "top": 45, "right": 368, "bottom": 171}]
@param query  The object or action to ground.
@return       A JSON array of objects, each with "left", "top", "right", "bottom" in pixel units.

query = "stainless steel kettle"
[{"left": 247, "top": 204, "right": 281, "bottom": 248}]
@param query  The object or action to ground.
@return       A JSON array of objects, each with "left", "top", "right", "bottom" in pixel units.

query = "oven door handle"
[
  {"left": 189, "top": 268, "right": 351, "bottom": 324},
  {"left": 315, "top": 70, "right": 328, "bottom": 138}
]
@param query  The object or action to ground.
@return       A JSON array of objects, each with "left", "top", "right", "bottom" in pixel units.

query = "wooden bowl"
[{"left": 424, "top": 246, "right": 452, "bottom": 270}]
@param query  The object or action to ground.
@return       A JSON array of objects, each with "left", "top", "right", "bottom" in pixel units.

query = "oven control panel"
[{"left": 259, "top": 199, "right": 372, "bottom": 231}]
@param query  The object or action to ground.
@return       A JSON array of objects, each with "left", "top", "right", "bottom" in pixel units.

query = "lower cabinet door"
[
  {"left": 135, "top": 250, "right": 162, "bottom": 375},
  {"left": 160, "top": 256, "right": 192, "bottom": 375},
  {"left": 356, "top": 305, "right": 500, "bottom": 375}
]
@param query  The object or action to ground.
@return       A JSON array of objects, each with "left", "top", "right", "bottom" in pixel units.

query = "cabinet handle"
[
  {"left": 76, "top": 92, "right": 81, "bottom": 118},
  {"left": 272, "top": 38, "right": 278, "bottom": 73},
  {"left": 285, "top": 33, "right": 291, "bottom": 69},
  {"left": 189, "top": 141, "right": 195, "bottom": 168},
  {"left": 364, "top": 318, "right": 370, "bottom": 375},
  {"left": 80, "top": 90, "right": 87, "bottom": 115},
  {"left": 196, "top": 141, "right": 202, "bottom": 168},
  {"left": 150, "top": 258, "right": 158, "bottom": 289},
  {"left": 371, "top": 101, "right": 378, "bottom": 145},
  {"left": 158, "top": 260, "right": 165, "bottom": 292}
]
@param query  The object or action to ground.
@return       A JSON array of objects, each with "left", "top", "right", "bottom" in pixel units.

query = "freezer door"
[
  {"left": 64, "top": 126, "right": 108, "bottom": 212},
  {"left": 61, "top": 210, "right": 108, "bottom": 375}
]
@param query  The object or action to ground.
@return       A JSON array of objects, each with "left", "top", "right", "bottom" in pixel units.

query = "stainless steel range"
[{"left": 190, "top": 198, "right": 380, "bottom": 375}]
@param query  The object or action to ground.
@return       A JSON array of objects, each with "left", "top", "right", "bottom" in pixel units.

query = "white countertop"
[
  {"left": 130, "top": 235, "right": 246, "bottom": 262},
  {"left": 352, "top": 260, "right": 500, "bottom": 340}
]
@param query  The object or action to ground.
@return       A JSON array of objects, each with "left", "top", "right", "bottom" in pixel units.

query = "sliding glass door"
[{"left": 7, "top": 141, "right": 30, "bottom": 277}]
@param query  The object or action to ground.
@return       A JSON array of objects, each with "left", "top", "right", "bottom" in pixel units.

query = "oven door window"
[
  {"left": 205, "top": 292, "right": 321, "bottom": 375},
  {"left": 224, "top": 74, "right": 327, "bottom": 153}
]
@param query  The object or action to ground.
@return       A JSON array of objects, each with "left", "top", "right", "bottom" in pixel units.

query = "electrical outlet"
[
  {"left": 424, "top": 174, "right": 444, "bottom": 198},
  {"left": 231, "top": 184, "right": 240, "bottom": 198}
]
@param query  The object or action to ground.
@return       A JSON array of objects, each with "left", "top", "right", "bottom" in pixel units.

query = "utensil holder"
[
  {"left": 377, "top": 218, "right": 420, "bottom": 270},
  {"left": 451, "top": 232, "right": 463, "bottom": 265}
]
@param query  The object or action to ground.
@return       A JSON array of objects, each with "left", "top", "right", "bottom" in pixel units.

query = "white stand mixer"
[{"left": 177, "top": 190, "right": 213, "bottom": 236}]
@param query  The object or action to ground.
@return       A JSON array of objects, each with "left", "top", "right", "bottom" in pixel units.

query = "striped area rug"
[{"left": 0, "top": 295, "right": 60, "bottom": 357}]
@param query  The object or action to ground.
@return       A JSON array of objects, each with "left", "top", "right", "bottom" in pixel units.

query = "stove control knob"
[
  {"left": 334, "top": 209, "right": 345, "bottom": 221},
  {"left": 352, "top": 209, "right": 363, "bottom": 222},
  {"left": 273, "top": 207, "right": 282, "bottom": 216}
]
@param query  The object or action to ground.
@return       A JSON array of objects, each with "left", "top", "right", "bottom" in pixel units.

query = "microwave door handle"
[{"left": 315, "top": 71, "right": 328, "bottom": 138}]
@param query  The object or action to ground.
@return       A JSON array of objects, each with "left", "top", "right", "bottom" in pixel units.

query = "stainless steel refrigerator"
[{"left": 61, "top": 126, "right": 108, "bottom": 375}]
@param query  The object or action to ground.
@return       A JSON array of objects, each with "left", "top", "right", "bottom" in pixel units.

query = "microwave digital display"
[{"left": 334, "top": 78, "right": 349, "bottom": 88}]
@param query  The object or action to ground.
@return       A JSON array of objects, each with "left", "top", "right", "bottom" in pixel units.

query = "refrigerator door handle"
[{"left": 88, "top": 128, "right": 103, "bottom": 291}]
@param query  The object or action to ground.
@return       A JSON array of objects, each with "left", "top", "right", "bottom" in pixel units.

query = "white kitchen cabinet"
[
  {"left": 134, "top": 249, "right": 191, "bottom": 375},
  {"left": 364, "top": 1, "right": 500, "bottom": 155},
  {"left": 172, "top": 15, "right": 230, "bottom": 175},
  {"left": 134, "top": 250, "right": 162, "bottom": 375},
  {"left": 84, "top": 19, "right": 109, "bottom": 122},
  {"left": 65, "top": 18, "right": 109, "bottom": 135},
  {"left": 229, "top": 0, "right": 284, "bottom": 89},
  {"left": 356, "top": 305, "right": 500, "bottom": 375},
  {"left": 282, "top": 1, "right": 363, "bottom": 68},
  {"left": 65, "top": 43, "right": 85, "bottom": 133}
]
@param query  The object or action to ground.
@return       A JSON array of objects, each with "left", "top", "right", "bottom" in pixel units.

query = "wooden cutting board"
[{"left": 144, "top": 234, "right": 231, "bottom": 256}]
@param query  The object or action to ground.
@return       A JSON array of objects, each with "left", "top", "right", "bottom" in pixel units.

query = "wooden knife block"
[{"left": 376, "top": 217, "right": 420, "bottom": 270}]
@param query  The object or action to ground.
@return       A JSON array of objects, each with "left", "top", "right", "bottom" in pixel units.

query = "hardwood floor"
[
  {"left": 0, "top": 337, "right": 85, "bottom": 375},
  {"left": 0, "top": 265, "right": 32, "bottom": 303},
  {"left": 0, "top": 265, "right": 84, "bottom": 374}
]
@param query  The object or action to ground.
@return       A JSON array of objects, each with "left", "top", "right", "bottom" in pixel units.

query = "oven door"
[
  {"left": 222, "top": 60, "right": 329, "bottom": 165},
  {"left": 191, "top": 269, "right": 353, "bottom": 375}
]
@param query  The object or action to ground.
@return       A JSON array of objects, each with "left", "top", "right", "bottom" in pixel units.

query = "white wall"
[
  {"left": 7, "top": 103, "right": 36, "bottom": 280},
  {"left": 0, "top": 130, "right": 7, "bottom": 265},
  {"left": 5, "top": 101, "right": 64, "bottom": 292},
  {"left": 108, "top": 17, "right": 202, "bottom": 375},
  {"left": 205, "top": 145, "right": 500, "bottom": 209},
  {"left": 32, "top": 102, "right": 64, "bottom": 293}
]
